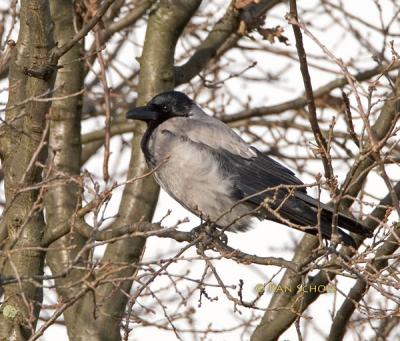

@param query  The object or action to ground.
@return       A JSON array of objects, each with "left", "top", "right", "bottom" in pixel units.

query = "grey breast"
[{"left": 147, "top": 106, "right": 256, "bottom": 231}]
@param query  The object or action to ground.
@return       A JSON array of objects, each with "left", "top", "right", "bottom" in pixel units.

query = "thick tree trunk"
[
  {"left": 43, "top": 1, "right": 91, "bottom": 340},
  {"left": 0, "top": 1, "right": 54, "bottom": 339}
]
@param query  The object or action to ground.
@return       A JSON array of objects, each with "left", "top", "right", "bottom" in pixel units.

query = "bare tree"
[{"left": 0, "top": 0, "right": 399, "bottom": 340}]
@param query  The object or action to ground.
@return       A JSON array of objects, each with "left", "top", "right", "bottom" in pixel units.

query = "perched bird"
[{"left": 126, "top": 91, "right": 372, "bottom": 247}]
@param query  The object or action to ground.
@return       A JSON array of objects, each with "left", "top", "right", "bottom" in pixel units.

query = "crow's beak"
[{"left": 126, "top": 106, "right": 160, "bottom": 121}]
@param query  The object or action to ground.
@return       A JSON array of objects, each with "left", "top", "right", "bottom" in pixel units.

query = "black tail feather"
[
  {"left": 295, "top": 192, "right": 373, "bottom": 238},
  {"left": 336, "top": 213, "right": 373, "bottom": 237},
  {"left": 296, "top": 223, "right": 357, "bottom": 247},
  {"left": 336, "top": 229, "right": 357, "bottom": 247}
]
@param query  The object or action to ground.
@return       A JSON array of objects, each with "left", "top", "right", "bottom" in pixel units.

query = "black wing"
[
  {"left": 218, "top": 147, "right": 371, "bottom": 246},
  {"left": 218, "top": 147, "right": 306, "bottom": 205}
]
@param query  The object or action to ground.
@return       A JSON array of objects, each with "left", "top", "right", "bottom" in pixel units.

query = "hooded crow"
[{"left": 126, "top": 91, "right": 372, "bottom": 247}]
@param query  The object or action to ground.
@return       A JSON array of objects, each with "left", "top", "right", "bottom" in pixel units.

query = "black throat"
[{"left": 140, "top": 116, "right": 171, "bottom": 168}]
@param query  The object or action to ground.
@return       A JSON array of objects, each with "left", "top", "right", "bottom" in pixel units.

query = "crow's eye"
[{"left": 162, "top": 105, "right": 168, "bottom": 112}]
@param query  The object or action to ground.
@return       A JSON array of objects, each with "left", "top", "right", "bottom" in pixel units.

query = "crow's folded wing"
[
  {"left": 216, "top": 147, "right": 371, "bottom": 243},
  {"left": 217, "top": 147, "right": 306, "bottom": 204}
]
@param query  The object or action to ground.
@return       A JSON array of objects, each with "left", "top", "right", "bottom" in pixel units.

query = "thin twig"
[{"left": 288, "top": 0, "right": 334, "bottom": 182}]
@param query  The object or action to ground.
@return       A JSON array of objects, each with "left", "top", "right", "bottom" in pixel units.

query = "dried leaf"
[{"left": 258, "top": 25, "right": 289, "bottom": 45}]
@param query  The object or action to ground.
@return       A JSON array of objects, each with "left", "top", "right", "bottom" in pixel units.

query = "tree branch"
[
  {"left": 251, "top": 181, "right": 400, "bottom": 341},
  {"left": 289, "top": 0, "right": 333, "bottom": 181},
  {"left": 51, "top": 0, "right": 115, "bottom": 61},
  {"left": 328, "top": 221, "right": 400, "bottom": 341},
  {"left": 174, "top": 0, "right": 284, "bottom": 86},
  {"left": 223, "top": 61, "right": 400, "bottom": 123}
]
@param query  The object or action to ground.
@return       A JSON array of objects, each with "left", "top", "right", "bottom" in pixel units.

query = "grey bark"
[
  {"left": 0, "top": 1, "right": 54, "bottom": 339},
  {"left": 44, "top": 1, "right": 90, "bottom": 340}
]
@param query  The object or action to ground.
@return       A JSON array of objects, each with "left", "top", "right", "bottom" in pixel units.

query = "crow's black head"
[{"left": 126, "top": 91, "right": 194, "bottom": 122}]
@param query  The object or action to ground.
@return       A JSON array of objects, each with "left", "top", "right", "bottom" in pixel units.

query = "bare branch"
[
  {"left": 288, "top": 0, "right": 333, "bottom": 181},
  {"left": 51, "top": 0, "right": 115, "bottom": 61}
]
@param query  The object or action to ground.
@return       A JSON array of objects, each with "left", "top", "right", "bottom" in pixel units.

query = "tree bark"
[
  {"left": 0, "top": 0, "right": 54, "bottom": 339},
  {"left": 44, "top": 1, "right": 90, "bottom": 340}
]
